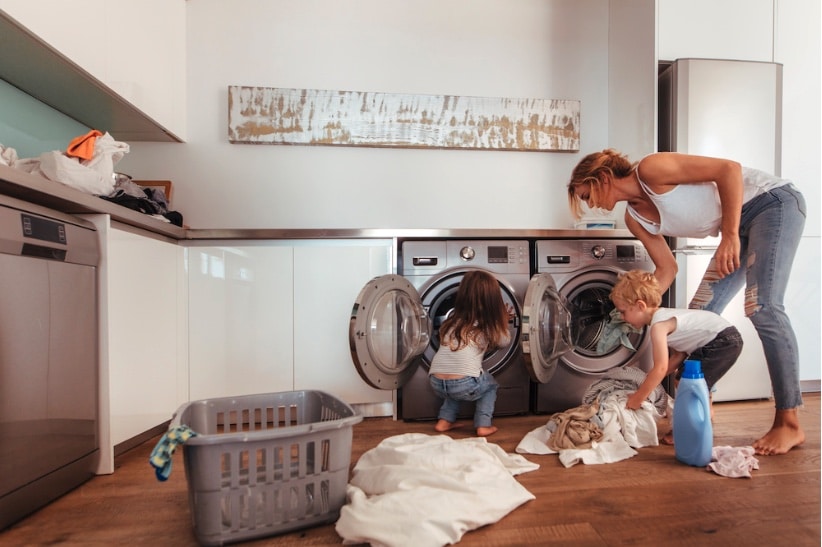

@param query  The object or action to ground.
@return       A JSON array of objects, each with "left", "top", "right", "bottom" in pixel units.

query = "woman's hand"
[{"left": 714, "top": 233, "right": 741, "bottom": 277}]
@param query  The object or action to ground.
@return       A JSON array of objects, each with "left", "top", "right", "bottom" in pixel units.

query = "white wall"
[{"left": 118, "top": 0, "right": 652, "bottom": 230}]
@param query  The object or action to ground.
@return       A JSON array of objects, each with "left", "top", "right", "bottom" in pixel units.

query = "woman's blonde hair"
[
  {"left": 438, "top": 270, "right": 510, "bottom": 352},
  {"left": 567, "top": 148, "right": 636, "bottom": 219},
  {"left": 610, "top": 269, "right": 662, "bottom": 307}
]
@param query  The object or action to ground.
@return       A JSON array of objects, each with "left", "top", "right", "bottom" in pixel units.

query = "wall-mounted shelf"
[{"left": 0, "top": 10, "right": 181, "bottom": 143}]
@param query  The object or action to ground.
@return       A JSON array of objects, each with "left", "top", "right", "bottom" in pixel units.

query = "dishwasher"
[{"left": 0, "top": 193, "right": 100, "bottom": 530}]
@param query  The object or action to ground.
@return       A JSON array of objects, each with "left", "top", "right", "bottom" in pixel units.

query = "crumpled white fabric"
[
  {"left": 708, "top": 445, "right": 759, "bottom": 478},
  {"left": 516, "top": 392, "right": 662, "bottom": 468},
  {"left": 335, "top": 433, "right": 538, "bottom": 547},
  {"left": 0, "top": 133, "right": 128, "bottom": 196}
]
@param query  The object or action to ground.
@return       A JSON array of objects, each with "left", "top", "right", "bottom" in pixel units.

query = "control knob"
[
  {"left": 591, "top": 245, "right": 606, "bottom": 259},
  {"left": 459, "top": 246, "right": 475, "bottom": 261}
]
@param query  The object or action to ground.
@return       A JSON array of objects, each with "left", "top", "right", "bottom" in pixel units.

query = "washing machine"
[
  {"left": 529, "top": 239, "right": 656, "bottom": 414},
  {"left": 350, "top": 240, "right": 549, "bottom": 421}
]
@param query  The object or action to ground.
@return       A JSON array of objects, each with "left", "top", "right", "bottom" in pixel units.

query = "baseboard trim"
[{"left": 801, "top": 380, "right": 821, "bottom": 393}]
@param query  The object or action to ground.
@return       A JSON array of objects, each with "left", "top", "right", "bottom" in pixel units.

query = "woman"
[{"left": 567, "top": 149, "right": 806, "bottom": 455}]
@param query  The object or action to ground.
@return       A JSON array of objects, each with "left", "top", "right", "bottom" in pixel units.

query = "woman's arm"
[
  {"left": 624, "top": 212, "right": 678, "bottom": 292},
  {"left": 637, "top": 153, "right": 743, "bottom": 276}
]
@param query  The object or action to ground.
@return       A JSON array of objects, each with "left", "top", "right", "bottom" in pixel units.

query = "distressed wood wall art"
[{"left": 228, "top": 86, "right": 580, "bottom": 151}]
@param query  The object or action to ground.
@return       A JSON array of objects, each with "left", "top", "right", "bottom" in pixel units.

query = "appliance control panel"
[{"left": 402, "top": 240, "right": 529, "bottom": 275}]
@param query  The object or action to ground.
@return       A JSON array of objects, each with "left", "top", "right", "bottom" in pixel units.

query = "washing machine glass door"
[
  {"left": 521, "top": 273, "right": 572, "bottom": 383},
  {"left": 349, "top": 274, "right": 431, "bottom": 389}
]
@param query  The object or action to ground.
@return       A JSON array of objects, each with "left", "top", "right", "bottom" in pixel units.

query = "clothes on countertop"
[
  {"left": 66, "top": 129, "right": 104, "bottom": 160},
  {"left": 101, "top": 174, "right": 184, "bottom": 226},
  {"left": 149, "top": 424, "right": 197, "bottom": 481}
]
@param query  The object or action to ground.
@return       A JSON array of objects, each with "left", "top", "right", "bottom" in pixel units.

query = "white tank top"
[
  {"left": 626, "top": 163, "right": 790, "bottom": 237},
  {"left": 651, "top": 308, "right": 732, "bottom": 354}
]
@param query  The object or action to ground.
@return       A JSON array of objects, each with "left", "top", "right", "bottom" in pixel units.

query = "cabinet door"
[
  {"left": 658, "top": 0, "right": 773, "bottom": 62},
  {"left": 293, "top": 241, "right": 392, "bottom": 407},
  {"left": 0, "top": 0, "right": 186, "bottom": 139},
  {"left": 188, "top": 244, "right": 294, "bottom": 400},
  {"left": 107, "top": 226, "right": 184, "bottom": 445}
]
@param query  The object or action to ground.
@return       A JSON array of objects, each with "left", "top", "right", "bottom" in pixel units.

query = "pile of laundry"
[
  {"left": 516, "top": 366, "right": 668, "bottom": 467},
  {"left": 516, "top": 366, "right": 760, "bottom": 478},
  {"left": 1, "top": 130, "right": 183, "bottom": 226}
]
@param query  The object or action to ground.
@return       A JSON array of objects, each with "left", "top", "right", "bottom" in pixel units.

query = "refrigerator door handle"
[{"left": 673, "top": 247, "right": 717, "bottom": 255}]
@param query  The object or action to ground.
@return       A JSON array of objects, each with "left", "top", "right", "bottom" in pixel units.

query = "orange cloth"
[{"left": 66, "top": 129, "right": 103, "bottom": 161}]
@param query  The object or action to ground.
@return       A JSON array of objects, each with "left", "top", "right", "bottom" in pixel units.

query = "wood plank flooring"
[{"left": 2, "top": 394, "right": 819, "bottom": 546}]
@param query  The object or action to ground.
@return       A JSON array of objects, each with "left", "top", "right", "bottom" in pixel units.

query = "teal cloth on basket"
[
  {"left": 596, "top": 308, "right": 640, "bottom": 354},
  {"left": 149, "top": 425, "right": 197, "bottom": 481}
]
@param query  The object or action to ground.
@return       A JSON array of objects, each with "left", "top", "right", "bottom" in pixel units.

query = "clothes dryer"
[
  {"left": 350, "top": 240, "right": 568, "bottom": 421},
  {"left": 529, "top": 239, "right": 656, "bottom": 414}
]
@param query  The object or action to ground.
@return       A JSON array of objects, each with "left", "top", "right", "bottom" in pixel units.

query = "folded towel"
[
  {"left": 66, "top": 129, "right": 103, "bottom": 161},
  {"left": 149, "top": 425, "right": 197, "bottom": 481}
]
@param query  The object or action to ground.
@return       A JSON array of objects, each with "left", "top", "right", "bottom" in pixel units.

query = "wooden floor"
[{"left": 3, "top": 394, "right": 820, "bottom": 546}]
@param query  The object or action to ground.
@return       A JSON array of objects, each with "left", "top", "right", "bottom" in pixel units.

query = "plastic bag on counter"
[
  {"left": 39, "top": 131, "right": 130, "bottom": 195},
  {"left": 6, "top": 131, "right": 130, "bottom": 196}
]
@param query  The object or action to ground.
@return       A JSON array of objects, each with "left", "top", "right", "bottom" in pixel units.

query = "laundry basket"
[{"left": 169, "top": 390, "right": 362, "bottom": 546}]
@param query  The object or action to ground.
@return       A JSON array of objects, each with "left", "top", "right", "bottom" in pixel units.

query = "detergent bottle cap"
[{"left": 682, "top": 359, "right": 704, "bottom": 379}]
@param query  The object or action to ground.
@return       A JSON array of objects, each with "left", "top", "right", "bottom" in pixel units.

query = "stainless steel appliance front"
[{"left": 0, "top": 195, "right": 99, "bottom": 530}]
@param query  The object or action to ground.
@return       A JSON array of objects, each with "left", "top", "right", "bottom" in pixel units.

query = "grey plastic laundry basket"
[{"left": 169, "top": 390, "right": 362, "bottom": 546}]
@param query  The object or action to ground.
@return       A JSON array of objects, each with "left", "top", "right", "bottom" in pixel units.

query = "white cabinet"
[
  {"left": 187, "top": 240, "right": 393, "bottom": 411},
  {"left": 187, "top": 243, "right": 295, "bottom": 400},
  {"left": 293, "top": 242, "right": 394, "bottom": 408},
  {"left": 658, "top": 0, "right": 774, "bottom": 62},
  {"left": 87, "top": 216, "right": 187, "bottom": 473},
  {"left": 0, "top": 0, "right": 186, "bottom": 140}
]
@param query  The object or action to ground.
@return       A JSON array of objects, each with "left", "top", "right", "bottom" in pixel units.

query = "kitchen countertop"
[{"left": 0, "top": 164, "right": 634, "bottom": 241}]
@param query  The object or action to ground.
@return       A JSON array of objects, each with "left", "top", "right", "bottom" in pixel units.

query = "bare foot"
[
  {"left": 476, "top": 426, "right": 498, "bottom": 437},
  {"left": 752, "top": 408, "right": 806, "bottom": 455},
  {"left": 660, "top": 431, "right": 674, "bottom": 445},
  {"left": 434, "top": 419, "right": 462, "bottom": 432}
]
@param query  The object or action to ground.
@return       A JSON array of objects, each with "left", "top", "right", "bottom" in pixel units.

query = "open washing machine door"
[
  {"left": 349, "top": 274, "right": 431, "bottom": 389},
  {"left": 521, "top": 272, "right": 573, "bottom": 383}
]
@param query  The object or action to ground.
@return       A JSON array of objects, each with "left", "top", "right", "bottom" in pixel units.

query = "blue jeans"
[
  {"left": 684, "top": 326, "right": 744, "bottom": 390},
  {"left": 429, "top": 370, "right": 498, "bottom": 428},
  {"left": 689, "top": 184, "right": 806, "bottom": 410}
]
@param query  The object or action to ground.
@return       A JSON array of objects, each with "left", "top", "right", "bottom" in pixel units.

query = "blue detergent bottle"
[{"left": 673, "top": 359, "right": 713, "bottom": 467}]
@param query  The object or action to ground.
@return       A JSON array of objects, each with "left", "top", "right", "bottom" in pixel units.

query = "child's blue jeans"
[{"left": 429, "top": 370, "right": 498, "bottom": 429}]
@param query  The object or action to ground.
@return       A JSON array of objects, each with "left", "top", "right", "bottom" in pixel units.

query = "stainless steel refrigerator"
[{"left": 658, "top": 58, "right": 782, "bottom": 401}]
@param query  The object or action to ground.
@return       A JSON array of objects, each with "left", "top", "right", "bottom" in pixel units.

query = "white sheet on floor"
[
  {"left": 515, "top": 392, "right": 662, "bottom": 468},
  {"left": 335, "top": 433, "right": 538, "bottom": 547}
]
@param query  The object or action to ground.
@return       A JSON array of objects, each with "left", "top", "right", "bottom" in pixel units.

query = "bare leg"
[
  {"left": 476, "top": 426, "right": 498, "bottom": 437},
  {"left": 752, "top": 408, "right": 805, "bottom": 455},
  {"left": 434, "top": 419, "right": 462, "bottom": 432}
]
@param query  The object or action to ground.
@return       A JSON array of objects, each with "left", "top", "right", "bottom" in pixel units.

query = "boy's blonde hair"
[{"left": 610, "top": 269, "right": 662, "bottom": 307}]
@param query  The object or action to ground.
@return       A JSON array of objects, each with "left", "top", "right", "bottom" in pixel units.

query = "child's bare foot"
[
  {"left": 660, "top": 431, "right": 674, "bottom": 445},
  {"left": 476, "top": 426, "right": 498, "bottom": 437},
  {"left": 753, "top": 409, "right": 805, "bottom": 455},
  {"left": 434, "top": 419, "right": 462, "bottom": 432}
]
